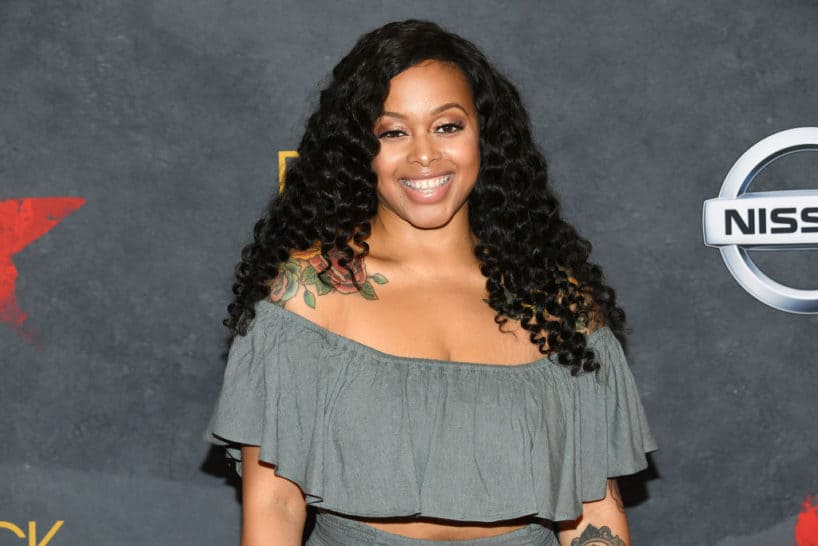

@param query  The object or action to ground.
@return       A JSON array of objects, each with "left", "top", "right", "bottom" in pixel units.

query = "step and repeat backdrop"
[{"left": 2, "top": 1, "right": 817, "bottom": 545}]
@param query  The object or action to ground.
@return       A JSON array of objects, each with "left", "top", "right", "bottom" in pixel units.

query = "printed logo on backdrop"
[
  {"left": 0, "top": 198, "right": 85, "bottom": 342},
  {"left": 278, "top": 150, "right": 297, "bottom": 193},
  {"left": 703, "top": 127, "right": 818, "bottom": 314},
  {"left": 0, "top": 520, "right": 63, "bottom": 545},
  {"left": 796, "top": 494, "right": 818, "bottom": 545}
]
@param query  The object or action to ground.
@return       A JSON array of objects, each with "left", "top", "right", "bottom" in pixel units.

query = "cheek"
[
  {"left": 455, "top": 135, "right": 480, "bottom": 171},
  {"left": 371, "top": 151, "right": 398, "bottom": 180}
]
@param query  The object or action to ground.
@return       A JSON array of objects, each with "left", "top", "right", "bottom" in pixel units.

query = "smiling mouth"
[{"left": 399, "top": 174, "right": 452, "bottom": 190}]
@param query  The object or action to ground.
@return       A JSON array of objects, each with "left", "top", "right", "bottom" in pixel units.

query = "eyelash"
[
  {"left": 377, "top": 130, "right": 404, "bottom": 139},
  {"left": 377, "top": 122, "right": 464, "bottom": 139},
  {"left": 437, "top": 122, "right": 464, "bottom": 134}
]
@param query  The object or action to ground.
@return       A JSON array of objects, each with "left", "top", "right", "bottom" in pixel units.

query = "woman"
[{"left": 205, "top": 19, "right": 656, "bottom": 546}]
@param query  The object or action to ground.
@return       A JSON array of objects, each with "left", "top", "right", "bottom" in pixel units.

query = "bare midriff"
[{"left": 343, "top": 514, "right": 540, "bottom": 541}]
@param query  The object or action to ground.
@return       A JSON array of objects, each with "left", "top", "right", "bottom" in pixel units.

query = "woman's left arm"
[{"left": 556, "top": 479, "right": 630, "bottom": 546}]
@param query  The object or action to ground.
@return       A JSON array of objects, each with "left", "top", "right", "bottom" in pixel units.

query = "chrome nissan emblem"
[{"left": 702, "top": 127, "right": 818, "bottom": 314}]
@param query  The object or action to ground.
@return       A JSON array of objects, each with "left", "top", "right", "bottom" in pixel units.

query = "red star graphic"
[
  {"left": 0, "top": 197, "right": 86, "bottom": 342},
  {"left": 796, "top": 494, "right": 818, "bottom": 545}
]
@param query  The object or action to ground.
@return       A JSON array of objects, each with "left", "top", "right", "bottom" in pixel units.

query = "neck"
[{"left": 361, "top": 205, "right": 479, "bottom": 273}]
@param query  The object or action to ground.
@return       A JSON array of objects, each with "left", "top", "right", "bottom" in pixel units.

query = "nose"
[{"left": 407, "top": 133, "right": 440, "bottom": 166}]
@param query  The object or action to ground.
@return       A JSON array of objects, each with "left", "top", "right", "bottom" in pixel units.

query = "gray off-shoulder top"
[{"left": 203, "top": 299, "right": 657, "bottom": 522}]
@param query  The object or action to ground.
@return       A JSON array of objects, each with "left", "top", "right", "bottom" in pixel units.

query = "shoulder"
[
  {"left": 265, "top": 243, "right": 334, "bottom": 323},
  {"left": 267, "top": 243, "right": 324, "bottom": 307},
  {"left": 265, "top": 242, "right": 387, "bottom": 321}
]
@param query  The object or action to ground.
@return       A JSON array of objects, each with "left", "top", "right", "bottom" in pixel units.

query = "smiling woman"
[
  {"left": 371, "top": 60, "right": 480, "bottom": 229},
  {"left": 204, "top": 19, "right": 656, "bottom": 546}
]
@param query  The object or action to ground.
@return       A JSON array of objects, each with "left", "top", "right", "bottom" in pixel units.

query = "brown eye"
[
  {"left": 377, "top": 129, "right": 406, "bottom": 139},
  {"left": 436, "top": 122, "right": 464, "bottom": 134}
]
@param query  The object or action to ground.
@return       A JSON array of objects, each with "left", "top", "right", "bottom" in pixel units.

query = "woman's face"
[{"left": 371, "top": 60, "right": 480, "bottom": 230}]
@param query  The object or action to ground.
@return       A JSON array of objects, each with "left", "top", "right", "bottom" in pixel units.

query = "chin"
[{"left": 401, "top": 210, "right": 460, "bottom": 230}]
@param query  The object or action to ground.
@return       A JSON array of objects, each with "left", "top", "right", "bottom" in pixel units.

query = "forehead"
[{"left": 382, "top": 60, "right": 474, "bottom": 113}]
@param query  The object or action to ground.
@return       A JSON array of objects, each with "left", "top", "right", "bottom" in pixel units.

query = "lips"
[{"left": 399, "top": 174, "right": 452, "bottom": 190}]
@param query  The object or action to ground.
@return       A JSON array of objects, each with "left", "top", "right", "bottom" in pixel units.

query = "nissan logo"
[{"left": 703, "top": 127, "right": 818, "bottom": 314}]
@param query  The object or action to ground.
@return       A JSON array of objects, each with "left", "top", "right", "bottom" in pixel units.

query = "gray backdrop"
[{"left": 2, "top": 1, "right": 817, "bottom": 545}]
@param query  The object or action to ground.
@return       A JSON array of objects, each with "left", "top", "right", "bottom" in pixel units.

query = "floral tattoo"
[{"left": 268, "top": 244, "right": 388, "bottom": 308}]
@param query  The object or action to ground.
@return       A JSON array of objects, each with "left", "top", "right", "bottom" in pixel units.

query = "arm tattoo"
[
  {"left": 570, "top": 524, "right": 626, "bottom": 546},
  {"left": 269, "top": 244, "right": 388, "bottom": 308}
]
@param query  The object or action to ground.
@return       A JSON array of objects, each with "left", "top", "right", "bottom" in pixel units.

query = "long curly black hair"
[{"left": 225, "top": 19, "right": 627, "bottom": 375}]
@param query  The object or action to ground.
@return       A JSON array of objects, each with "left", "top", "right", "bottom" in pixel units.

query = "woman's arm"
[
  {"left": 556, "top": 479, "right": 630, "bottom": 546},
  {"left": 240, "top": 446, "right": 307, "bottom": 546}
]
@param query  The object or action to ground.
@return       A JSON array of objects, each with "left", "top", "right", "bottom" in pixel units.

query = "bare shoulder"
[
  {"left": 266, "top": 242, "right": 389, "bottom": 319},
  {"left": 266, "top": 244, "right": 330, "bottom": 313}
]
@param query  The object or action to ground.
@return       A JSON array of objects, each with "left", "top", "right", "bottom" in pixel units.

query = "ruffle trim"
[{"left": 204, "top": 301, "right": 657, "bottom": 521}]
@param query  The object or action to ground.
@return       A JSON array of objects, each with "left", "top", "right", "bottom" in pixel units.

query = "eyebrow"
[{"left": 381, "top": 102, "right": 469, "bottom": 120}]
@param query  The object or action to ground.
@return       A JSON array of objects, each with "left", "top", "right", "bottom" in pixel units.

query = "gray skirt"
[{"left": 306, "top": 511, "right": 559, "bottom": 546}]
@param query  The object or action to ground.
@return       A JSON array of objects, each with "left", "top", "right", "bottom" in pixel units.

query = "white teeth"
[{"left": 400, "top": 174, "right": 451, "bottom": 190}]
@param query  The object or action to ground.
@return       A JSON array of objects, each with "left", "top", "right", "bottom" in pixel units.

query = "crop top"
[{"left": 203, "top": 298, "right": 657, "bottom": 522}]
